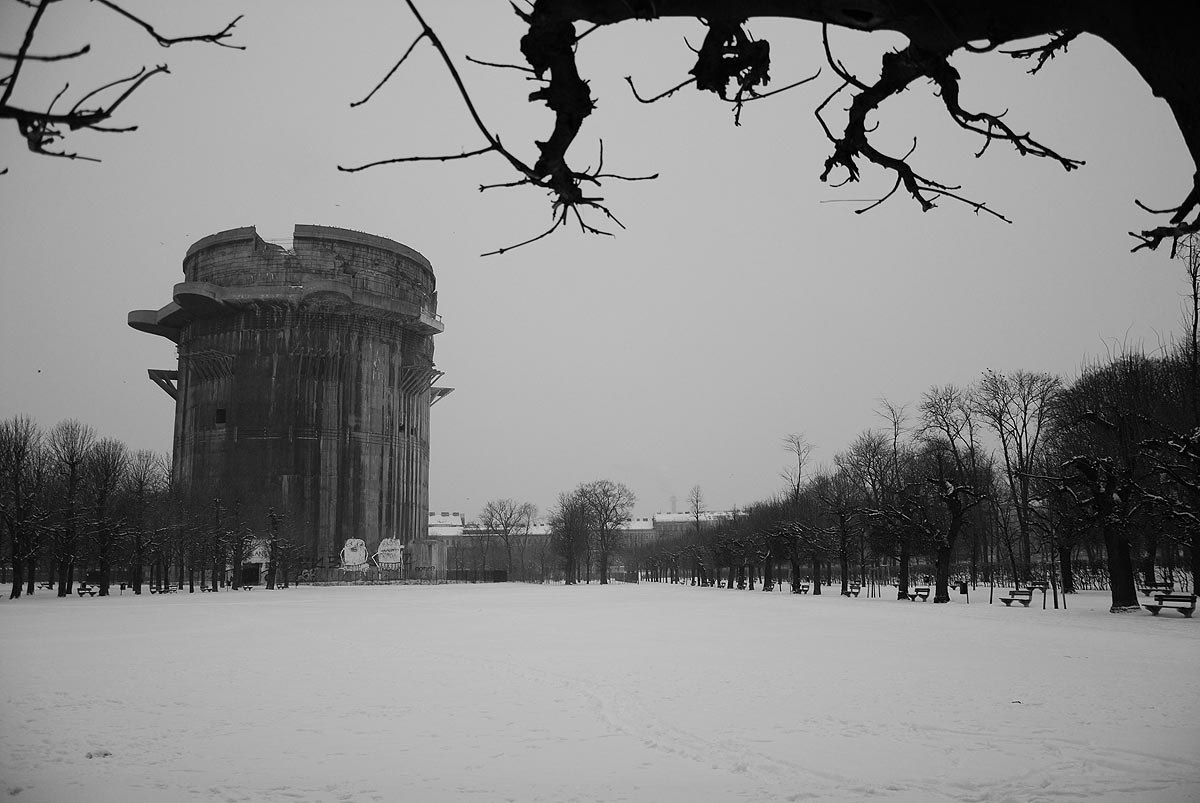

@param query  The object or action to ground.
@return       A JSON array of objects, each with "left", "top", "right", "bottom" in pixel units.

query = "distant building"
[
  {"left": 646, "top": 511, "right": 735, "bottom": 539},
  {"left": 416, "top": 509, "right": 732, "bottom": 576}
]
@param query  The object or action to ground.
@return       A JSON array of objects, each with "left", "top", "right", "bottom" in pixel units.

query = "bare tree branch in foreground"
[
  {"left": 344, "top": 0, "right": 1198, "bottom": 255},
  {"left": 1, "top": 0, "right": 241, "bottom": 165}
]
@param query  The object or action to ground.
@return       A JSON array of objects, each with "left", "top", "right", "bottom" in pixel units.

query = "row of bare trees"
[
  {"left": 0, "top": 416, "right": 162, "bottom": 598},
  {"left": 444, "top": 498, "right": 550, "bottom": 582},
  {"left": 630, "top": 338, "right": 1196, "bottom": 613},
  {"left": 450, "top": 482, "right": 637, "bottom": 584},
  {"left": 0, "top": 416, "right": 301, "bottom": 599},
  {"left": 631, "top": 242, "right": 1199, "bottom": 612}
]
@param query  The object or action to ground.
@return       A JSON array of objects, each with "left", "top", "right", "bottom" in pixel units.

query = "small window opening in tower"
[{"left": 215, "top": 408, "right": 227, "bottom": 425}]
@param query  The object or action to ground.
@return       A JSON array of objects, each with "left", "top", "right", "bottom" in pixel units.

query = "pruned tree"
[
  {"left": 1052, "top": 351, "right": 1183, "bottom": 611},
  {"left": 342, "top": 1, "right": 1199, "bottom": 254}
]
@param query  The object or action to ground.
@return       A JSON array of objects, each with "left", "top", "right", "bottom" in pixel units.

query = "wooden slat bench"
[
  {"left": 1000, "top": 589, "right": 1033, "bottom": 607},
  {"left": 907, "top": 586, "right": 931, "bottom": 601},
  {"left": 76, "top": 584, "right": 97, "bottom": 597},
  {"left": 1139, "top": 582, "right": 1174, "bottom": 597},
  {"left": 1143, "top": 594, "right": 1196, "bottom": 618},
  {"left": 795, "top": 583, "right": 810, "bottom": 594},
  {"left": 845, "top": 583, "right": 862, "bottom": 597}
]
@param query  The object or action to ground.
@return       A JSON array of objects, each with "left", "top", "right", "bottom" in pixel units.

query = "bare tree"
[
  {"left": 0, "top": 415, "right": 47, "bottom": 599},
  {"left": 813, "top": 464, "right": 860, "bottom": 595},
  {"left": 549, "top": 489, "right": 589, "bottom": 584},
  {"left": 480, "top": 498, "right": 537, "bottom": 580},
  {"left": 781, "top": 433, "right": 813, "bottom": 502},
  {"left": 123, "top": 449, "right": 166, "bottom": 595},
  {"left": 263, "top": 507, "right": 283, "bottom": 589},
  {"left": 972, "top": 371, "right": 1061, "bottom": 581},
  {"left": 1175, "top": 233, "right": 1200, "bottom": 426},
  {"left": 344, "top": 2, "right": 1199, "bottom": 254},
  {"left": 579, "top": 479, "right": 636, "bottom": 584},
  {"left": 920, "top": 385, "right": 988, "bottom": 602},
  {"left": 83, "top": 437, "right": 129, "bottom": 596},
  {"left": 46, "top": 419, "right": 95, "bottom": 596},
  {"left": 2, "top": 1, "right": 241, "bottom": 166},
  {"left": 1055, "top": 351, "right": 1191, "bottom": 610}
]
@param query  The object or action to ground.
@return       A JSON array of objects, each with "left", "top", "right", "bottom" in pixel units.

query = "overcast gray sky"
[{"left": 0, "top": 2, "right": 1190, "bottom": 521}]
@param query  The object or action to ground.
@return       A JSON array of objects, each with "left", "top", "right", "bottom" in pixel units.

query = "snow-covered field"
[{"left": 1, "top": 583, "right": 1196, "bottom": 803}]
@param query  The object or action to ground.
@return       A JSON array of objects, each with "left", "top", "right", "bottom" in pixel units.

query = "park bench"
[
  {"left": 796, "top": 583, "right": 810, "bottom": 594},
  {"left": 76, "top": 583, "right": 97, "bottom": 597},
  {"left": 907, "top": 586, "right": 930, "bottom": 601},
  {"left": 1139, "top": 581, "right": 1174, "bottom": 597},
  {"left": 845, "top": 583, "right": 861, "bottom": 597},
  {"left": 1143, "top": 593, "right": 1196, "bottom": 618},
  {"left": 1000, "top": 589, "right": 1033, "bottom": 607}
]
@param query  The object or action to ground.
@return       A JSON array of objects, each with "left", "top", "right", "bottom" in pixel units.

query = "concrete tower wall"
[{"left": 130, "top": 225, "right": 446, "bottom": 566}]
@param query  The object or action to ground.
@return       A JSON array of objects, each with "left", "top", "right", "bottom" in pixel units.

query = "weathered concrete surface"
[{"left": 129, "top": 225, "right": 445, "bottom": 565}]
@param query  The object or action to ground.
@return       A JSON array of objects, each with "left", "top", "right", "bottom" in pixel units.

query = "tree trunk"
[
  {"left": 9, "top": 555, "right": 22, "bottom": 599},
  {"left": 266, "top": 538, "right": 277, "bottom": 590},
  {"left": 1058, "top": 545, "right": 1075, "bottom": 594},
  {"left": 896, "top": 541, "right": 911, "bottom": 600},
  {"left": 811, "top": 552, "right": 822, "bottom": 595},
  {"left": 133, "top": 535, "right": 145, "bottom": 594},
  {"left": 25, "top": 558, "right": 35, "bottom": 596},
  {"left": 969, "top": 526, "right": 980, "bottom": 586},
  {"left": 1141, "top": 532, "right": 1159, "bottom": 585},
  {"left": 231, "top": 538, "right": 243, "bottom": 590},
  {"left": 1104, "top": 522, "right": 1141, "bottom": 612},
  {"left": 98, "top": 558, "right": 110, "bottom": 597},
  {"left": 1191, "top": 531, "right": 1199, "bottom": 595},
  {"left": 56, "top": 557, "right": 69, "bottom": 597},
  {"left": 838, "top": 552, "right": 849, "bottom": 595},
  {"left": 1002, "top": 532, "right": 1020, "bottom": 587},
  {"left": 934, "top": 544, "right": 952, "bottom": 603}
]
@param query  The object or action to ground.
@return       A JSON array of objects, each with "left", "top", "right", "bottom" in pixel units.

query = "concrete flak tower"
[{"left": 129, "top": 225, "right": 450, "bottom": 569}]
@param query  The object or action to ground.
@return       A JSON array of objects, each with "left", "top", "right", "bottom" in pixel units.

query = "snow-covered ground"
[{"left": 1, "top": 583, "right": 1196, "bottom": 802}]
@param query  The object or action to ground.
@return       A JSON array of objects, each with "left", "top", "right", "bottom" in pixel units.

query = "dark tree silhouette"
[
  {"left": 345, "top": 1, "right": 1198, "bottom": 254},
  {"left": 1, "top": 0, "right": 241, "bottom": 166}
]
